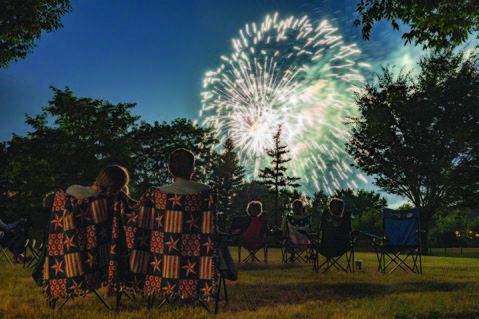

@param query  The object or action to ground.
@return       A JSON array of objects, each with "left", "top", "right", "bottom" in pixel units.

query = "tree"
[
  {"left": 258, "top": 126, "right": 301, "bottom": 225},
  {"left": 230, "top": 181, "right": 275, "bottom": 219},
  {"left": 210, "top": 137, "right": 245, "bottom": 231},
  {"left": 354, "top": 0, "right": 479, "bottom": 51},
  {"left": 346, "top": 50, "right": 479, "bottom": 251},
  {"left": 334, "top": 188, "right": 388, "bottom": 218},
  {"left": 333, "top": 188, "right": 387, "bottom": 236},
  {"left": 5, "top": 86, "right": 139, "bottom": 206},
  {"left": 131, "top": 118, "right": 218, "bottom": 196},
  {"left": 352, "top": 208, "right": 382, "bottom": 236},
  {"left": 310, "top": 189, "right": 330, "bottom": 234},
  {"left": 0, "top": 0, "right": 72, "bottom": 68},
  {"left": 429, "top": 209, "right": 470, "bottom": 249}
]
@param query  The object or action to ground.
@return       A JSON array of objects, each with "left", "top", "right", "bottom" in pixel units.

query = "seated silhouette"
[{"left": 231, "top": 201, "right": 268, "bottom": 263}]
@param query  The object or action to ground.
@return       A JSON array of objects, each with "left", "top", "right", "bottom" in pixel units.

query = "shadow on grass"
[{"left": 225, "top": 280, "right": 472, "bottom": 312}]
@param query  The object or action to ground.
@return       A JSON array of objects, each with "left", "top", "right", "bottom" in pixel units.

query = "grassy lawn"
[{"left": 1, "top": 248, "right": 479, "bottom": 319}]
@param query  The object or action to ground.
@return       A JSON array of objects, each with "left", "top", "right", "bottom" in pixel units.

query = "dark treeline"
[
  {"left": 0, "top": 86, "right": 390, "bottom": 234},
  {"left": 1, "top": 51, "right": 478, "bottom": 252}
]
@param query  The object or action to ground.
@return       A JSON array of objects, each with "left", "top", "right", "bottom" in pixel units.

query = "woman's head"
[
  {"left": 246, "top": 201, "right": 262, "bottom": 217},
  {"left": 94, "top": 165, "right": 129, "bottom": 193},
  {"left": 292, "top": 199, "right": 304, "bottom": 216}
]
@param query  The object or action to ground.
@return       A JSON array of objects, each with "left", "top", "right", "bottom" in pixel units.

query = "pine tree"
[
  {"left": 211, "top": 137, "right": 246, "bottom": 231},
  {"left": 258, "top": 126, "right": 301, "bottom": 225}
]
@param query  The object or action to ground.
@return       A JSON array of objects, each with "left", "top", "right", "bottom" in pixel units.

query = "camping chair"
[
  {"left": 24, "top": 239, "right": 42, "bottom": 268},
  {"left": 127, "top": 188, "right": 228, "bottom": 314},
  {"left": 282, "top": 215, "right": 312, "bottom": 263},
  {"left": 231, "top": 215, "right": 268, "bottom": 263},
  {"left": 24, "top": 205, "right": 53, "bottom": 268},
  {"left": 43, "top": 191, "right": 132, "bottom": 311},
  {"left": 0, "top": 230, "right": 21, "bottom": 267},
  {"left": 361, "top": 208, "right": 422, "bottom": 274},
  {"left": 305, "top": 210, "right": 357, "bottom": 273}
]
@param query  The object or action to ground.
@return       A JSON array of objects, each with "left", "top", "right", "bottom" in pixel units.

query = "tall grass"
[{"left": 1, "top": 248, "right": 479, "bottom": 319}]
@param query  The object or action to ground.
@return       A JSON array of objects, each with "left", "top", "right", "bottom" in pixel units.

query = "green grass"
[
  {"left": 1, "top": 248, "right": 479, "bottom": 319},
  {"left": 429, "top": 247, "right": 479, "bottom": 258}
]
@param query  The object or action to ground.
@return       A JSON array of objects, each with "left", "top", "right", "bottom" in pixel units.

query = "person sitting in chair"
[
  {"left": 241, "top": 201, "right": 268, "bottom": 257},
  {"left": 231, "top": 201, "right": 262, "bottom": 235},
  {"left": 66, "top": 165, "right": 130, "bottom": 198},
  {"left": 65, "top": 164, "right": 130, "bottom": 298},
  {"left": 159, "top": 148, "right": 210, "bottom": 194},
  {"left": 281, "top": 199, "right": 311, "bottom": 262},
  {"left": 0, "top": 217, "right": 27, "bottom": 264},
  {"left": 324, "top": 198, "right": 345, "bottom": 226}
]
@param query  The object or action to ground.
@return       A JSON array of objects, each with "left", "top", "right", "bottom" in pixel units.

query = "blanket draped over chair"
[{"left": 43, "top": 188, "right": 218, "bottom": 303}]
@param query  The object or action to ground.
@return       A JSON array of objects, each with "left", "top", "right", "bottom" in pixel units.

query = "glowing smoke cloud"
[{"left": 200, "top": 13, "right": 370, "bottom": 195}]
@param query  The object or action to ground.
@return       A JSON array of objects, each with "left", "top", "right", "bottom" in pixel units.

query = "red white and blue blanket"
[{"left": 43, "top": 188, "right": 218, "bottom": 302}]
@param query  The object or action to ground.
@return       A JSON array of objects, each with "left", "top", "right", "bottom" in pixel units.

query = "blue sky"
[
  {"left": 0, "top": 0, "right": 412, "bottom": 141},
  {"left": 0, "top": 0, "right": 424, "bottom": 205}
]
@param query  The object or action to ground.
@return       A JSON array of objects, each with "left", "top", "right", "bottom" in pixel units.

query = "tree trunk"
[{"left": 419, "top": 207, "right": 434, "bottom": 255}]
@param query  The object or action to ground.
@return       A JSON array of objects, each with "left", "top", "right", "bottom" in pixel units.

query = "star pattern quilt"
[
  {"left": 123, "top": 188, "right": 218, "bottom": 300},
  {"left": 43, "top": 188, "right": 218, "bottom": 303}
]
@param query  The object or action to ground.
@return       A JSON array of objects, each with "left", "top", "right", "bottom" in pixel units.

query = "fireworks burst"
[{"left": 200, "top": 13, "right": 370, "bottom": 195}]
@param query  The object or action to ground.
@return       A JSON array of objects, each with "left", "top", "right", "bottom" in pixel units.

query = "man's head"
[
  {"left": 329, "top": 198, "right": 344, "bottom": 217},
  {"left": 168, "top": 148, "right": 195, "bottom": 180}
]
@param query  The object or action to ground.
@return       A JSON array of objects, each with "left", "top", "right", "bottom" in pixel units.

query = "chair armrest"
[{"left": 360, "top": 231, "right": 383, "bottom": 241}]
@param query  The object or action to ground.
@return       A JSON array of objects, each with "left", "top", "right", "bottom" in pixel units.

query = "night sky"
[
  {"left": 0, "top": 0, "right": 418, "bottom": 141},
  {"left": 0, "top": 0, "right": 429, "bottom": 205}
]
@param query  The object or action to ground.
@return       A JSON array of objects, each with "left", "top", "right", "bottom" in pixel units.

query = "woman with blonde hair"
[{"left": 66, "top": 165, "right": 130, "bottom": 198}]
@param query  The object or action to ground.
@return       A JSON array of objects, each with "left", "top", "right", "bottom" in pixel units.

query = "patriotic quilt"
[
  {"left": 43, "top": 188, "right": 218, "bottom": 302},
  {"left": 124, "top": 188, "right": 218, "bottom": 301},
  {"left": 44, "top": 191, "right": 132, "bottom": 301}
]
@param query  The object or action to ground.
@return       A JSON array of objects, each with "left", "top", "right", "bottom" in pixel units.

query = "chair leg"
[
  {"left": 157, "top": 297, "right": 170, "bottom": 310},
  {"left": 215, "top": 275, "right": 228, "bottom": 314},
  {"left": 0, "top": 247, "right": 14, "bottom": 267},
  {"left": 57, "top": 296, "right": 70, "bottom": 310},
  {"left": 92, "top": 290, "right": 112, "bottom": 310},
  {"left": 147, "top": 295, "right": 156, "bottom": 309},
  {"left": 116, "top": 285, "right": 122, "bottom": 312}
]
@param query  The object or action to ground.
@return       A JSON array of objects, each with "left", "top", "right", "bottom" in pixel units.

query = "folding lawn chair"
[
  {"left": 0, "top": 230, "right": 21, "bottom": 267},
  {"left": 361, "top": 208, "right": 422, "bottom": 274},
  {"left": 127, "top": 188, "right": 228, "bottom": 314},
  {"left": 282, "top": 215, "right": 312, "bottom": 263},
  {"left": 236, "top": 215, "right": 268, "bottom": 263},
  {"left": 43, "top": 191, "right": 132, "bottom": 311},
  {"left": 24, "top": 205, "right": 53, "bottom": 268},
  {"left": 305, "top": 210, "right": 357, "bottom": 273},
  {"left": 24, "top": 238, "right": 42, "bottom": 268}
]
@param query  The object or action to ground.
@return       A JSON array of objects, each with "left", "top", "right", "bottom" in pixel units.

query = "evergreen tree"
[
  {"left": 210, "top": 137, "right": 246, "bottom": 231},
  {"left": 258, "top": 126, "right": 301, "bottom": 225}
]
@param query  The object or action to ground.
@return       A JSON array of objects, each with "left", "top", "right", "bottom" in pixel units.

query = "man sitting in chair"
[{"left": 159, "top": 148, "right": 210, "bottom": 194}]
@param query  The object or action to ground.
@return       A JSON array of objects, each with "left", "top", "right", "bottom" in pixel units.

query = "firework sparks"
[{"left": 200, "top": 13, "right": 370, "bottom": 195}]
